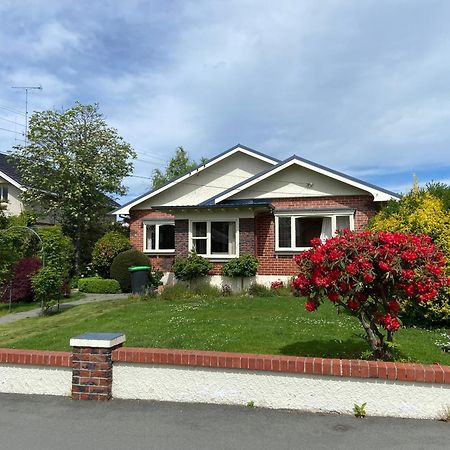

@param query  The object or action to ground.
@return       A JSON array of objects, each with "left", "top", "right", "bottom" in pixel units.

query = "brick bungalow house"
[{"left": 113, "top": 145, "right": 399, "bottom": 286}]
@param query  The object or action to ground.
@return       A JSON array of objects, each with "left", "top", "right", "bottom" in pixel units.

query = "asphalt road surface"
[{"left": 0, "top": 394, "right": 448, "bottom": 449}]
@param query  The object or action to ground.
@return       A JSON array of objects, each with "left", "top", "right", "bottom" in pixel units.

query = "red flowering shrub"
[
  {"left": 270, "top": 280, "right": 284, "bottom": 290},
  {"left": 2, "top": 257, "right": 42, "bottom": 303},
  {"left": 293, "top": 230, "right": 449, "bottom": 359}
]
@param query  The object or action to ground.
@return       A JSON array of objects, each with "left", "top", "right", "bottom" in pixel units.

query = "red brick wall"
[
  {"left": 256, "top": 195, "right": 377, "bottom": 276},
  {"left": 129, "top": 209, "right": 175, "bottom": 272}
]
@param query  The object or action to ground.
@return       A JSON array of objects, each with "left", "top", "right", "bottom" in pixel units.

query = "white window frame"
[
  {"left": 0, "top": 185, "right": 8, "bottom": 203},
  {"left": 275, "top": 212, "right": 354, "bottom": 252},
  {"left": 189, "top": 218, "right": 240, "bottom": 259},
  {"left": 143, "top": 220, "right": 175, "bottom": 253}
]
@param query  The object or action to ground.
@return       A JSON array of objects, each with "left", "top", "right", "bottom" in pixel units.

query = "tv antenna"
[{"left": 11, "top": 85, "right": 42, "bottom": 146}]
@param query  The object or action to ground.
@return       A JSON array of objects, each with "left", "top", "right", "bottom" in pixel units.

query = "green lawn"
[
  {"left": 0, "top": 292, "right": 86, "bottom": 318},
  {"left": 0, "top": 295, "right": 448, "bottom": 365}
]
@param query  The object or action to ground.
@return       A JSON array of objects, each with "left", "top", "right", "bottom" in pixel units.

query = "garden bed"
[{"left": 0, "top": 296, "right": 448, "bottom": 365}]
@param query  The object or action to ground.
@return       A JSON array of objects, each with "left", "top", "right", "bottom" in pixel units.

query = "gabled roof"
[
  {"left": 205, "top": 155, "right": 400, "bottom": 205},
  {"left": 112, "top": 144, "right": 279, "bottom": 215},
  {"left": 0, "top": 152, "right": 24, "bottom": 190}
]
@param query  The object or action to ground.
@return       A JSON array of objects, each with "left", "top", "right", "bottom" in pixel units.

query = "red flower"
[
  {"left": 345, "top": 263, "right": 358, "bottom": 275},
  {"left": 327, "top": 291, "right": 340, "bottom": 302},
  {"left": 388, "top": 299, "right": 400, "bottom": 313},
  {"left": 363, "top": 272, "right": 374, "bottom": 283},
  {"left": 347, "top": 298, "right": 360, "bottom": 310},
  {"left": 378, "top": 261, "right": 391, "bottom": 271},
  {"left": 305, "top": 300, "right": 317, "bottom": 312}
]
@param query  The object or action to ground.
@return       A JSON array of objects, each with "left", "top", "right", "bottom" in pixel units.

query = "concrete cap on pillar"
[{"left": 70, "top": 332, "right": 126, "bottom": 348}]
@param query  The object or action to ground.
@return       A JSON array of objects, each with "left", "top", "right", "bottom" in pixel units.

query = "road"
[{"left": 0, "top": 394, "right": 447, "bottom": 449}]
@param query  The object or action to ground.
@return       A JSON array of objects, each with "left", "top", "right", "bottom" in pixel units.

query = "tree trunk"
[{"left": 359, "top": 311, "right": 392, "bottom": 360}]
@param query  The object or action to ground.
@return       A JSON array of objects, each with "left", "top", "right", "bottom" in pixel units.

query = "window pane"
[
  {"left": 336, "top": 216, "right": 350, "bottom": 232},
  {"left": 193, "top": 239, "right": 207, "bottom": 254},
  {"left": 295, "top": 217, "right": 323, "bottom": 247},
  {"left": 278, "top": 217, "right": 291, "bottom": 248},
  {"left": 193, "top": 222, "right": 207, "bottom": 237},
  {"left": 146, "top": 224, "right": 156, "bottom": 250},
  {"left": 159, "top": 224, "right": 175, "bottom": 249},
  {"left": 1, "top": 186, "right": 7, "bottom": 202},
  {"left": 211, "top": 221, "right": 235, "bottom": 254}
]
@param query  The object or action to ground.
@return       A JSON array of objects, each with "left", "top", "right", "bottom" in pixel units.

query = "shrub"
[
  {"left": 1, "top": 257, "right": 42, "bottom": 303},
  {"left": 31, "top": 266, "right": 64, "bottom": 313},
  {"left": 247, "top": 282, "right": 274, "bottom": 297},
  {"left": 38, "top": 226, "right": 74, "bottom": 273},
  {"left": 159, "top": 281, "right": 220, "bottom": 300},
  {"left": 370, "top": 191, "right": 450, "bottom": 325},
  {"left": 78, "top": 277, "right": 121, "bottom": 294},
  {"left": 110, "top": 249, "right": 150, "bottom": 292},
  {"left": 293, "top": 230, "right": 449, "bottom": 360},
  {"left": 221, "top": 254, "right": 259, "bottom": 278},
  {"left": 172, "top": 251, "right": 213, "bottom": 281},
  {"left": 91, "top": 231, "right": 132, "bottom": 278}
]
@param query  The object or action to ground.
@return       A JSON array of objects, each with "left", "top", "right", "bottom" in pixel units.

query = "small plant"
[
  {"left": 222, "top": 283, "right": 232, "bottom": 296},
  {"left": 31, "top": 266, "right": 64, "bottom": 314},
  {"left": 78, "top": 277, "right": 121, "bottom": 294},
  {"left": 221, "top": 254, "right": 259, "bottom": 291},
  {"left": 247, "top": 282, "right": 273, "bottom": 297},
  {"left": 438, "top": 405, "right": 450, "bottom": 422},
  {"left": 270, "top": 280, "right": 284, "bottom": 290},
  {"left": 353, "top": 402, "right": 367, "bottom": 418},
  {"left": 246, "top": 400, "right": 255, "bottom": 409},
  {"left": 1, "top": 257, "right": 41, "bottom": 303},
  {"left": 172, "top": 251, "right": 213, "bottom": 282}
]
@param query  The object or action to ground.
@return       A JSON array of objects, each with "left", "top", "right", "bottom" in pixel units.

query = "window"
[
  {"left": 0, "top": 185, "right": 8, "bottom": 203},
  {"left": 144, "top": 221, "right": 175, "bottom": 252},
  {"left": 275, "top": 213, "right": 353, "bottom": 251},
  {"left": 190, "top": 220, "right": 238, "bottom": 257}
]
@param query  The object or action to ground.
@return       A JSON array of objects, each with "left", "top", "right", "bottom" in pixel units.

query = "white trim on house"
[
  {"left": 0, "top": 170, "right": 25, "bottom": 191},
  {"left": 143, "top": 219, "right": 176, "bottom": 254},
  {"left": 113, "top": 146, "right": 278, "bottom": 215},
  {"left": 188, "top": 218, "right": 240, "bottom": 259},
  {"left": 274, "top": 210, "right": 355, "bottom": 252},
  {"left": 214, "top": 158, "right": 398, "bottom": 204}
]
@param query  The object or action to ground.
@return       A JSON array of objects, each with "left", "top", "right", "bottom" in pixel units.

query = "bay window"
[
  {"left": 190, "top": 220, "right": 238, "bottom": 257},
  {"left": 275, "top": 213, "right": 353, "bottom": 251},
  {"left": 144, "top": 221, "right": 175, "bottom": 253}
]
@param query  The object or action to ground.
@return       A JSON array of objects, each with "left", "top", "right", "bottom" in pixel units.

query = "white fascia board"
[
  {"left": 0, "top": 171, "right": 24, "bottom": 191},
  {"left": 215, "top": 159, "right": 398, "bottom": 204},
  {"left": 113, "top": 146, "right": 278, "bottom": 215}
]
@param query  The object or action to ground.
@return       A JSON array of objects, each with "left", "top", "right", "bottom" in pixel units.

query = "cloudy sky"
[{"left": 1, "top": 0, "right": 450, "bottom": 202}]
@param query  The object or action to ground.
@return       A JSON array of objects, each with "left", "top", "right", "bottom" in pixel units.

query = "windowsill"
[
  {"left": 143, "top": 250, "right": 175, "bottom": 255},
  {"left": 275, "top": 248, "right": 312, "bottom": 254},
  {"left": 198, "top": 255, "right": 239, "bottom": 262}
]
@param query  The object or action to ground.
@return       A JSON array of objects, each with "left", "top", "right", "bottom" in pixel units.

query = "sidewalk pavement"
[
  {"left": 0, "top": 394, "right": 448, "bottom": 450},
  {"left": 0, "top": 292, "right": 129, "bottom": 325}
]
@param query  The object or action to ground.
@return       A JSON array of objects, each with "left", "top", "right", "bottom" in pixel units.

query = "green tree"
[
  {"left": 151, "top": 146, "right": 205, "bottom": 189},
  {"left": 11, "top": 103, "right": 136, "bottom": 273}
]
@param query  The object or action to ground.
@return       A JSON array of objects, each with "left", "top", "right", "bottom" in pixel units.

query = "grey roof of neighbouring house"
[{"left": 0, "top": 153, "right": 21, "bottom": 184}]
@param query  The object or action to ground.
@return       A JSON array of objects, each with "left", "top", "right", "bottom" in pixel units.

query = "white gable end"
[
  {"left": 229, "top": 163, "right": 368, "bottom": 200},
  {"left": 133, "top": 150, "right": 274, "bottom": 209}
]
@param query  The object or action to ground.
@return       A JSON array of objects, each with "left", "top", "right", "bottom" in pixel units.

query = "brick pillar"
[{"left": 70, "top": 332, "right": 126, "bottom": 401}]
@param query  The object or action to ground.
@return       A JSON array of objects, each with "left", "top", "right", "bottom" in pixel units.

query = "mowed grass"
[
  {"left": 0, "top": 295, "right": 448, "bottom": 365},
  {"left": 0, "top": 292, "right": 86, "bottom": 318}
]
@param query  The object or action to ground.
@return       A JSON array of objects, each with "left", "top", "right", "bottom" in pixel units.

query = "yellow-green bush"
[{"left": 370, "top": 191, "right": 450, "bottom": 325}]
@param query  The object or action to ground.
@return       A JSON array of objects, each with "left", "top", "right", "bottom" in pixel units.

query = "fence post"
[{"left": 70, "top": 332, "right": 125, "bottom": 400}]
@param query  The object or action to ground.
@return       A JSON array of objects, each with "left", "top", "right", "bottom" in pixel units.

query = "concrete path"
[
  {"left": 0, "top": 394, "right": 448, "bottom": 450},
  {"left": 0, "top": 292, "right": 129, "bottom": 325}
]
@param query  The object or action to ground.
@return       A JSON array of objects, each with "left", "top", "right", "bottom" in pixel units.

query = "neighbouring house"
[
  {"left": 112, "top": 145, "right": 399, "bottom": 286},
  {"left": 0, "top": 152, "right": 26, "bottom": 217}
]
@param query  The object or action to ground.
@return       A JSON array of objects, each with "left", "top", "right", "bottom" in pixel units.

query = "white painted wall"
[
  {"left": 113, "top": 363, "right": 450, "bottom": 420},
  {"left": 0, "top": 176, "right": 24, "bottom": 216},
  {"left": 0, "top": 364, "right": 72, "bottom": 396},
  {"left": 229, "top": 164, "right": 367, "bottom": 200},
  {"left": 135, "top": 152, "right": 272, "bottom": 208}
]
